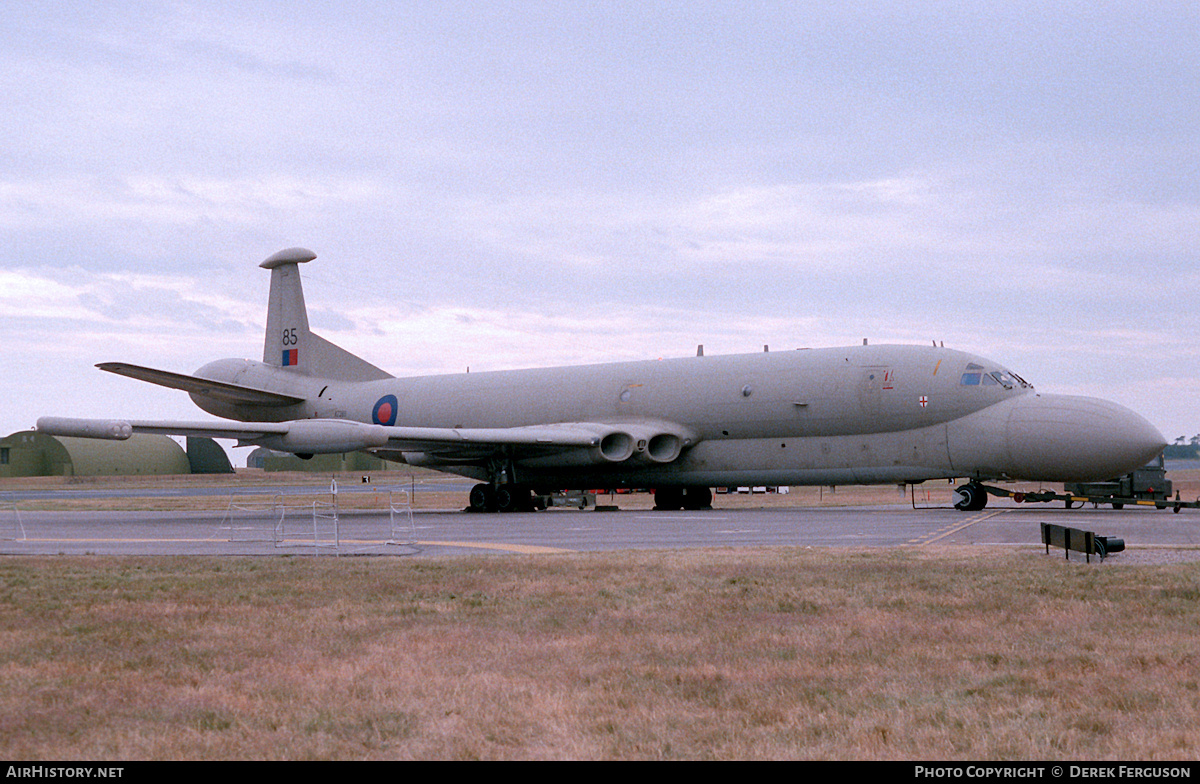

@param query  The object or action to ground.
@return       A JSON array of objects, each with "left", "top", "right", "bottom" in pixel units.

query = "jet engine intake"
[
  {"left": 511, "top": 425, "right": 691, "bottom": 468},
  {"left": 623, "top": 425, "right": 686, "bottom": 464},
  {"left": 598, "top": 430, "right": 636, "bottom": 462},
  {"left": 645, "top": 432, "right": 682, "bottom": 463}
]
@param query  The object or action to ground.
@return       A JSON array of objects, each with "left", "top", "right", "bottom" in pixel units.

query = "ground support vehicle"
[
  {"left": 978, "top": 484, "right": 1198, "bottom": 513},
  {"left": 1063, "top": 455, "right": 1173, "bottom": 509}
]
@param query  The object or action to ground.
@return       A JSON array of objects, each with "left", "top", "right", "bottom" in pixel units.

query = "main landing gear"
[
  {"left": 468, "top": 483, "right": 541, "bottom": 513},
  {"left": 653, "top": 486, "right": 713, "bottom": 511},
  {"left": 953, "top": 482, "right": 988, "bottom": 512},
  {"left": 469, "top": 483, "right": 717, "bottom": 513}
]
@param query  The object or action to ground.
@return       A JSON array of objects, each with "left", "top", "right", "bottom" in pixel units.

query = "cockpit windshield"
[{"left": 960, "top": 363, "right": 1032, "bottom": 390}]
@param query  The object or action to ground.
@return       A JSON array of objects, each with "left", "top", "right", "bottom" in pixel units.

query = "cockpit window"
[
  {"left": 990, "top": 371, "right": 1018, "bottom": 388},
  {"left": 960, "top": 365, "right": 1034, "bottom": 389}
]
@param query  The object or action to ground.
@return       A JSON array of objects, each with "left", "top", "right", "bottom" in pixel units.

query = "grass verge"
[{"left": 1, "top": 547, "right": 1198, "bottom": 760}]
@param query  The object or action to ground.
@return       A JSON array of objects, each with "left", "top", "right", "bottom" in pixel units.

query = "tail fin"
[{"left": 260, "top": 248, "right": 393, "bottom": 382}]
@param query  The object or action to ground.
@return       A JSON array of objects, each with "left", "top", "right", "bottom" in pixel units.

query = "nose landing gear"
[{"left": 954, "top": 482, "right": 988, "bottom": 512}]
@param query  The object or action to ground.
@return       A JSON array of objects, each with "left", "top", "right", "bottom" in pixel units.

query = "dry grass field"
[
  {"left": 2, "top": 470, "right": 1198, "bottom": 759},
  {"left": 2, "top": 547, "right": 1199, "bottom": 760}
]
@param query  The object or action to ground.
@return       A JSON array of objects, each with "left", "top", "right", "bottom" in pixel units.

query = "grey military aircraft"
[{"left": 38, "top": 247, "right": 1166, "bottom": 513}]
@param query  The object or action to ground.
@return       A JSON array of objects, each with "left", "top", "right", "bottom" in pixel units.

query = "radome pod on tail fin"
[{"left": 260, "top": 247, "right": 392, "bottom": 382}]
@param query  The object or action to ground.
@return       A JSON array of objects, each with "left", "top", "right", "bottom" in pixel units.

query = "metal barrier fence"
[
  {"left": 387, "top": 486, "right": 415, "bottom": 548},
  {"left": 219, "top": 493, "right": 285, "bottom": 542},
  {"left": 274, "top": 497, "right": 340, "bottom": 551},
  {"left": 0, "top": 493, "right": 25, "bottom": 541},
  {"left": 219, "top": 479, "right": 418, "bottom": 555}
]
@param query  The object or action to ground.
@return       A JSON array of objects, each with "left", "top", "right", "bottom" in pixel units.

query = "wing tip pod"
[{"left": 36, "top": 417, "right": 133, "bottom": 440}]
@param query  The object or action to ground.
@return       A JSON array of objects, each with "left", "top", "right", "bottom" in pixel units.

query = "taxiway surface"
[{"left": 3, "top": 500, "right": 1197, "bottom": 562}]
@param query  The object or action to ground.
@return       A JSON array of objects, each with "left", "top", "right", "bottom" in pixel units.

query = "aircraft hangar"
[
  {"left": 245, "top": 447, "right": 384, "bottom": 473},
  {"left": 0, "top": 431, "right": 232, "bottom": 478}
]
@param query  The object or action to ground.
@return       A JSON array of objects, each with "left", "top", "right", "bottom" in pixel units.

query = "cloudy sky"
[{"left": 3, "top": 2, "right": 1197, "bottom": 458}]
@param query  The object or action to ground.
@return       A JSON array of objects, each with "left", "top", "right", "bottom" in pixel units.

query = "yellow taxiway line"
[{"left": 908, "top": 508, "right": 1013, "bottom": 546}]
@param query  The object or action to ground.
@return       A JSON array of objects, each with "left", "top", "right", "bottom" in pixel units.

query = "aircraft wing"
[
  {"left": 97, "top": 363, "right": 304, "bottom": 407},
  {"left": 36, "top": 417, "right": 608, "bottom": 457},
  {"left": 35, "top": 417, "right": 693, "bottom": 465}
]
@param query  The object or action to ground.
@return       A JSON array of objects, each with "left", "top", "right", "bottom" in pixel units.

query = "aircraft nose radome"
[{"left": 1005, "top": 394, "right": 1166, "bottom": 483}]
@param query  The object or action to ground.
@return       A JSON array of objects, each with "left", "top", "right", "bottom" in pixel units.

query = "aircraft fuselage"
[{"left": 189, "top": 342, "right": 1163, "bottom": 489}]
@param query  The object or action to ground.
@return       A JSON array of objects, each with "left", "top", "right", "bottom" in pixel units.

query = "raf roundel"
[{"left": 372, "top": 394, "right": 399, "bottom": 426}]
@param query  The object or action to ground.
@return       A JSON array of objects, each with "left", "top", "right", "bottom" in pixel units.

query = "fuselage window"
[{"left": 960, "top": 372, "right": 981, "bottom": 386}]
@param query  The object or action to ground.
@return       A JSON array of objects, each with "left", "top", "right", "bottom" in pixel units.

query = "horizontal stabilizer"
[{"left": 98, "top": 362, "right": 304, "bottom": 407}]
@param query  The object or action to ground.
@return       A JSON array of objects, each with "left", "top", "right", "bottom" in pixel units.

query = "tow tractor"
[
  {"left": 953, "top": 455, "right": 1199, "bottom": 513},
  {"left": 1063, "top": 453, "right": 1173, "bottom": 509}
]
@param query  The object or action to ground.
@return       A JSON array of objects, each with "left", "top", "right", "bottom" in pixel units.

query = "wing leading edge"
[{"left": 34, "top": 416, "right": 685, "bottom": 466}]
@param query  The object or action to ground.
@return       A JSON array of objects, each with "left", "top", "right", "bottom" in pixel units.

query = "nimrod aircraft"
[{"left": 39, "top": 248, "right": 1165, "bottom": 512}]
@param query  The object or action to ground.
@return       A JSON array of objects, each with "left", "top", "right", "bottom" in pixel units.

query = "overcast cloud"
[{"left": 2, "top": 2, "right": 1197, "bottom": 454}]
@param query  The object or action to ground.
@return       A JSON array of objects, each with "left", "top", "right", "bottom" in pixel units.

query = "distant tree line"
[{"left": 1165, "top": 435, "right": 1200, "bottom": 459}]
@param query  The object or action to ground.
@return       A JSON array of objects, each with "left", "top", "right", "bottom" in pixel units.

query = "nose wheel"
[{"left": 954, "top": 482, "right": 988, "bottom": 512}]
